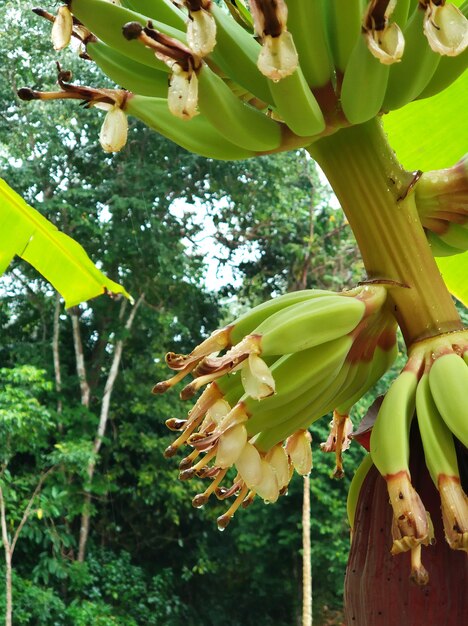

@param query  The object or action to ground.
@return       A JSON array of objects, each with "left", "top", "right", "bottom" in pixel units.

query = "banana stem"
[{"left": 308, "top": 118, "right": 463, "bottom": 346}]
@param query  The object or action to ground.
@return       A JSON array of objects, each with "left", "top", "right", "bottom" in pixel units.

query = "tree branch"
[
  {"left": 52, "top": 292, "right": 63, "bottom": 416},
  {"left": 70, "top": 309, "right": 91, "bottom": 407},
  {"left": 11, "top": 467, "right": 55, "bottom": 556}
]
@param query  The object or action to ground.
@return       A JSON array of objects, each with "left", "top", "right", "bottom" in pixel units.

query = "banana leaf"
[
  {"left": 0, "top": 178, "right": 131, "bottom": 308},
  {"left": 384, "top": 72, "right": 468, "bottom": 306}
]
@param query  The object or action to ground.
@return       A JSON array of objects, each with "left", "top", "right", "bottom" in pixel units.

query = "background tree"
[{"left": 0, "top": 2, "right": 410, "bottom": 625}]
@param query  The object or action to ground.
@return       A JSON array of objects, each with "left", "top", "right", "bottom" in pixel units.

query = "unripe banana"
[
  {"left": 122, "top": 0, "right": 185, "bottom": 29},
  {"left": 209, "top": 3, "right": 273, "bottom": 105},
  {"left": 229, "top": 288, "right": 336, "bottom": 344},
  {"left": 253, "top": 359, "right": 353, "bottom": 451},
  {"left": 125, "top": 95, "right": 255, "bottom": 160},
  {"left": 370, "top": 369, "right": 431, "bottom": 554},
  {"left": 417, "top": 47, "right": 468, "bottom": 99},
  {"left": 244, "top": 335, "right": 353, "bottom": 435},
  {"left": 427, "top": 230, "right": 462, "bottom": 256},
  {"left": 416, "top": 374, "right": 459, "bottom": 483},
  {"left": 340, "top": 33, "right": 391, "bottom": 125},
  {"left": 249, "top": 294, "right": 366, "bottom": 356},
  {"left": 370, "top": 369, "right": 416, "bottom": 477},
  {"left": 437, "top": 222, "right": 468, "bottom": 251},
  {"left": 87, "top": 40, "right": 169, "bottom": 97},
  {"left": 336, "top": 339, "right": 398, "bottom": 414},
  {"left": 267, "top": 67, "right": 326, "bottom": 137},
  {"left": 284, "top": 0, "right": 334, "bottom": 88},
  {"left": 324, "top": 0, "right": 366, "bottom": 74},
  {"left": 163, "top": 289, "right": 337, "bottom": 372},
  {"left": 416, "top": 374, "right": 468, "bottom": 551},
  {"left": 215, "top": 373, "right": 245, "bottom": 406},
  {"left": 70, "top": 0, "right": 186, "bottom": 69},
  {"left": 428, "top": 352, "right": 468, "bottom": 447},
  {"left": 347, "top": 453, "right": 374, "bottom": 531},
  {"left": 197, "top": 65, "right": 282, "bottom": 152},
  {"left": 391, "top": 0, "right": 413, "bottom": 26}
]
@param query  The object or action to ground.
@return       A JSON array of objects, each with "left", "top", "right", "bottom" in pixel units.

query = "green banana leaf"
[
  {"left": 0, "top": 178, "right": 131, "bottom": 308},
  {"left": 384, "top": 72, "right": 468, "bottom": 306}
]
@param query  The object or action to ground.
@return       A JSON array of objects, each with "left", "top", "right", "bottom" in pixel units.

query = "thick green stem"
[{"left": 308, "top": 118, "right": 463, "bottom": 346}]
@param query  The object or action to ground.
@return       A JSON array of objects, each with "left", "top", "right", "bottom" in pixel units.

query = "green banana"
[
  {"left": 190, "top": 288, "right": 387, "bottom": 378},
  {"left": 208, "top": 3, "right": 273, "bottom": 105},
  {"left": 436, "top": 222, "right": 468, "bottom": 251},
  {"left": 267, "top": 67, "right": 326, "bottom": 137},
  {"left": 70, "top": 0, "right": 186, "bottom": 69},
  {"left": 253, "top": 359, "right": 354, "bottom": 451},
  {"left": 244, "top": 336, "right": 353, "bottom": 435},
  {"left": 197, "top": 65, "right": 282, "bottom": 152},
  {"left": 370, "top": 369, "right": 416, "bottom": 477},
  {"left": 125, "top": 95, "right": 255, "bottom": 160},
  {"left": 87, "top": 40, "right": 169, "bottom": 97},
  {"left": 253, "top": 294, "right": 365, "bottom": 355},
  {"left": 428, "top": 352, "right": 468, "bottom": 447},
  {"left": 229, "top": 288, "right": 336, "bottom": 344},
  {"left": 182, "top": 333, "right": 351, "bottom": 423},
  {"left": 416, "top": 374, "right": 461, "bottom": 483},
  {"left": 427, "top": 230, "right": 462, "bottom": 256},
  {"left": 384, "top": 5, "right": 441, "bottom": 110},
  {"left": 417, "top": 47, "right": 468, "bottom": 99},
  {"left": 340, "top": 32, "right": 391, "bottom": 125},
  {"left": 223, "top": 0, "right": 254, "bottom": 29},
  {"left": 391, "top": 0, "right": 413, "bottom": 26},
  {"left": 370, "top": 368, "right": 431, "bottom": 554},
  {"left": 347, "top": 453, "right": 374, "bottom": 531},
  {"left": 163, "top": 289, "right": 337, "bottom": 373},
  {"left": 284, "top": 0, "right": 334, "bottom": 88},
  {"left": 335, "top": 339, "right": 398, "bottom": 414},
  {"left": 324, "top": 0, "right": 365, "bottom": 74},
  {"left": 416, "top": 374, "right": 468, "bottom": 550},
  {"left": 122, "top": 0, "right": 186, "bottom": 29}
]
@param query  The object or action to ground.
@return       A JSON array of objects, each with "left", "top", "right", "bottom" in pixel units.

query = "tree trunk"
[
  {"left": 344, "top": 432, "right": 468, "bottom": 625},
  {"left": 3, "top": 552, "right": 12, "bottom": 626},
  {"left": 52, "top": 292, "right": 63, "bottom": 418},
  {"left": 77, "top": 293, "right": 145, "bottom": 562},
  {"left": 302, "top": 475, "right": 312, "bottom": 626},
  {"left": 0, "top": 485, "right": 12, "bottom": 626}
]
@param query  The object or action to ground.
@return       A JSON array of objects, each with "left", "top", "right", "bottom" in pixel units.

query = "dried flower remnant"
[
  {"left": 98, "top": 104, "right": 128, "bottom": 152},
  {"left": 184, "top": 0, "right": 217, "bottom": 57},
  {"left": 249, "top": 0, "right": 298, "bottom": 79},
  {"left": 17, "top": 66, "right": 129, "bottom": 152},
  {"left": 51, "top": 5, "right": 73, "bottom": 50},
  {"left": 363, "top": 0, "right": 405, "bottom": 64},
  {"left": 122, "top": 21, "right": 201, "bottom": 119},
  {"left": 423, "top": 0, "right": 468, "bottom": 56}
]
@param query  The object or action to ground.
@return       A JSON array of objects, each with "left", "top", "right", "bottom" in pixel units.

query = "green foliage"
[
  {"left": 0, "top": 572, "right": 66, "bottom": 626},
  {"left": 0, "top": 3, "right": 396, "bottom": 624},
  {"left": 0, "top": 366, "right": 53, "bottom": 460},
  {"left": 0, "top": 559, "right": 186, "bottom": 626}
]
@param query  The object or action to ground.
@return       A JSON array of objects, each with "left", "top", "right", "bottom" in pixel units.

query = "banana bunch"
[
  {"left": 153, "top": 284, "right": 399, "bottom": 528},
  {"left": 412, "top": 155, "right": 468, "bottom": 256},
  {"left": 368, "top": 330, "right": 468, "bottom": 583},
  {"left": 20, "top": 0, "right": 468, "bottom": 155}
]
